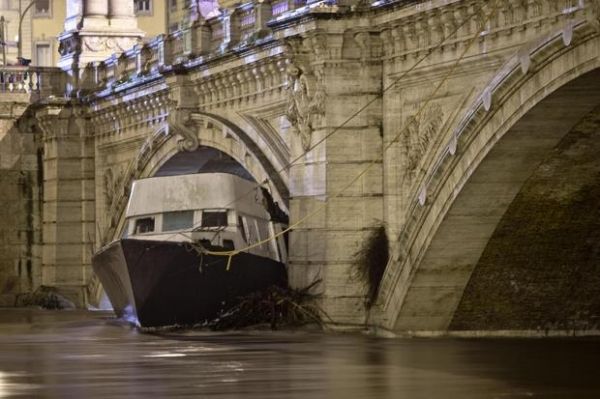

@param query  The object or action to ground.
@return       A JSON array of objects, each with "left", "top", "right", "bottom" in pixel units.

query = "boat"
[{"left": 92, "top": 172, "right": 288, "bottom": 328}]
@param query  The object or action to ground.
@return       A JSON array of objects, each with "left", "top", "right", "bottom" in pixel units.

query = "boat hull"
[{"left": 92, "top": 239, "right": 287, "bottom": 328}]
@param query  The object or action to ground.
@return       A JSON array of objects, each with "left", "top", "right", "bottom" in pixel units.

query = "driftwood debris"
[
  {"left": 352, "top": 224, "right": 389, "bottom": 309},
  {"left": 208, "top": 280, "right": 326, "bottom": 330}
]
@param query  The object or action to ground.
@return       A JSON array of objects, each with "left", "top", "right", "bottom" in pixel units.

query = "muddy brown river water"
[{"left": 0, "top": 309, "right": 599, "bottom": 398}]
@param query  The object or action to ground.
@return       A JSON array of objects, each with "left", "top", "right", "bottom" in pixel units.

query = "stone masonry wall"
[{"left": 0, "top": 115, "right": 42, "bottom": 306}]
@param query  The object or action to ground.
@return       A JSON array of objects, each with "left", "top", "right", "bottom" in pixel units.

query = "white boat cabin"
[{"left": 122, "top": 173, "right": 287, "bottom": 263}]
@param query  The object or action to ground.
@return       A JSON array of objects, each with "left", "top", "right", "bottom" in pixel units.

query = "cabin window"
[
  {"left": 257, "top": 221, "right": 269, "bottom": 242},
  {"left": 202, "top": 211, "right": 228, "bottom": 227},
  {"left": 163, "top": 210, "right": 194, "bottom": 232},
  {"left": 255, "top": 219, "right": 267, "bottom": 250},
  {"left": 238, "top": 216, "right": 247, "bottom": 242},
  {"left": 134, "top": 217, "right": 155, "bottom": 234},
  {"left": 246, "top": 217, "right": 258, "bottom": 244},
  {"left": 222, "top": 240, "right": 235, "bottom": 251}
]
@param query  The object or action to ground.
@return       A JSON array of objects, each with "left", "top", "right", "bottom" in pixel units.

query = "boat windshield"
[{"left": 163, "top": 210, "right": 194, "bottom": 232}]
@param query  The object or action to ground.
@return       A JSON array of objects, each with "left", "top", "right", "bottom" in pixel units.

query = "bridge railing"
[
  {"left": 84, "top": 0, "right": 343, "bottom": 96},
  {"left": 0, "top": 66, "right": 66, "bottom": 99}
]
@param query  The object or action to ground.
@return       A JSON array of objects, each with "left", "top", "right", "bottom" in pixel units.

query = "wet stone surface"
[{"left": 0, "top": 309, "right": 600, "bottom": 398}]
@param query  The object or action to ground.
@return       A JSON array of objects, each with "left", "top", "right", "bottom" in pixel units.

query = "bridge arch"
[
  {"left": 101, "top": 110, "right": 290, "bottom": 244},
  {"left": 377, "top": 21, "right": 600, "bottom": 331},
  {"left": 91, "top": 110, "right": 290, "bottom": 307}
]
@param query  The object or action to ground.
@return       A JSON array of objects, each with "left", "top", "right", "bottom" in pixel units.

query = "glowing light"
[
  {"left": 143, "top": 352, "right": 187, "bottom": 358},
  {"left": 122, "top": 305, "right": 140, "bottom": 326},
  {"left": 0, "top": 371, "right": 6, "bottom": 398}
]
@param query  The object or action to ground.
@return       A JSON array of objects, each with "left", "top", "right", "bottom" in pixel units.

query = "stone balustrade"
[
  {"left": 78, "top": 0, "right": 590, "bottom": 100},
  {"left": 0, "top": 67, "right": 66, "bottom": 100},
  {"left": 78, "top": 0, "right": 342, "bottom": 95}
]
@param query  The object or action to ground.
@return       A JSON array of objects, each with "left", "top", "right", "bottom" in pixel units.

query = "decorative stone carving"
[
  {"left": 354, "top": 30, "right": 370, "bottom": 62},
  {"left": 82, "top": 36, "right": 138, "bottom": 53},
  {"left": 83, "top": 37, "right": 105, "bottom": 52},
  {"left": 115, "top": 53, "right": 129, "bottom": 83},
  {"left": 562, "top": 21, "right": 574, "bottom": 46},
  {"left": 58, "top": 35, "right": 82, "bottom": 57},
  {"left": 404, "top": 103, "right": 444, "bottom": 173},
  {"left": 306, "top": 32, "right": 328, "bottom": 59},
  {"left": 284, "top": 63, "right": 326, "bottom": 151},
  {"left": 168, "top": 108, "right": 200, "bottom": 152},
  {"left": 95, "top": 62, "right": 107, "bottom": 87},
  {"left": 140, "top": 45, "right": 154, "bottom": 75},
  {"left": 78, "top": 63, "right": 96, "bottom": 96}
]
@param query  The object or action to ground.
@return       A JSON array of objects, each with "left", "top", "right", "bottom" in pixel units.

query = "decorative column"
[
  {"left": 82, "top": 0, "right": 109, "bottom": 27},
  {"left": 64, "top": 0, "right": 83, "bottom": 30},
  {"left": 58, "top": 0, "right": 144, "bottom": 76},
  {"left": 108, "top": 0, "right": 136, "bottom": 25}
]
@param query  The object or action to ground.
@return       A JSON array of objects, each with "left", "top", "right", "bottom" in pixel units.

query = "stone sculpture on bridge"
[{"left": 285, "top": 63, "right": 326, "bottom": 151}]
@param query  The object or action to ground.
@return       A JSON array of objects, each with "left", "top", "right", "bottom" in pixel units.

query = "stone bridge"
[{"left": 1, "top": 0, "right": 600, "bottom": 333}]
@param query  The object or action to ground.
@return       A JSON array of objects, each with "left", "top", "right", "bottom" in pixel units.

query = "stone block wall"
[{"left": 0, "top": 116, "right": 42, "bottom": 306}]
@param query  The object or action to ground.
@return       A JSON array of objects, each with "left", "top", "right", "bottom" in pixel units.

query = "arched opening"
[
  {"left": 153, "top": 147, "right": 254, "bottom": 180},
  {"left": 450, "top": 103, "right": 600, "bottom": 331},
  {"left": 120, "top": 144, "right": 287, "bottom": 242},
  {"left": 393, "top": 67, "right": 600, "bottom": 332}
]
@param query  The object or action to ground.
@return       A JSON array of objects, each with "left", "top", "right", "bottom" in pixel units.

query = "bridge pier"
[
  {"left": 0, "top": 106, "right": 43, "bottom": 307},
  {"left": 285, "top": 32, "right": 384, "bottom": 325},
  {"left": 34, "top": 103, "right": 95, "bottom": 307}
]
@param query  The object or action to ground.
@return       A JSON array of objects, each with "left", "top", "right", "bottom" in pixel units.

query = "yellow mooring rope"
[{"left": 186, "top": 0, "right": 503, "bottom": 269}]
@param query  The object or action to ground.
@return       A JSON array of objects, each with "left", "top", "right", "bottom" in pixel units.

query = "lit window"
[
  {"left": 201, "top": 211, "right": 228, "bottom": 228},
  {"left": 34, "top": 0, "right": 51, "bottom": 17},
  {"left": 134, "top": 0, "right": 152, "bottom": 15},
  {"left": 134, "top": 217, "right": 155, "bottom": 234},
  {"left": 163, "top": 211, "right": 194, "bottom": 232}
]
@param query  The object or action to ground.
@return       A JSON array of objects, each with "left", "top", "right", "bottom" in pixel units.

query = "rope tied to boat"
[{"left": 188, "top": 0, "right": 503, "bottom": 265}]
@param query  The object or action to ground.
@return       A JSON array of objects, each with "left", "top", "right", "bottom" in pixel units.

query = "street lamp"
[
  {"left": 17, "top": 0, "right": 37, "bottom": 59},
  {"left": 0, "top": 16, "right": 6, "bottom": 66}
]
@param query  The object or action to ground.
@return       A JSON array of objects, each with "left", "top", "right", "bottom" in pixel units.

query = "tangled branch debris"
[
  {"left": 208, "top": 280, "right": 327, "bottom": 330},
  {"left": 352, "top": 224, "right": 389, "bottom": 309}
]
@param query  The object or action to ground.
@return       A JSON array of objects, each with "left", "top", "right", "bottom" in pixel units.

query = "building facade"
[{"left": 0, "top": 0, "right": 167, "bottom": 67}]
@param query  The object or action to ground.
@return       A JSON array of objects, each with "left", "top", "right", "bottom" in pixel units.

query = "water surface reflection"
[{"left": 0, "top": 309, "right": 598, "bottom": 398}]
